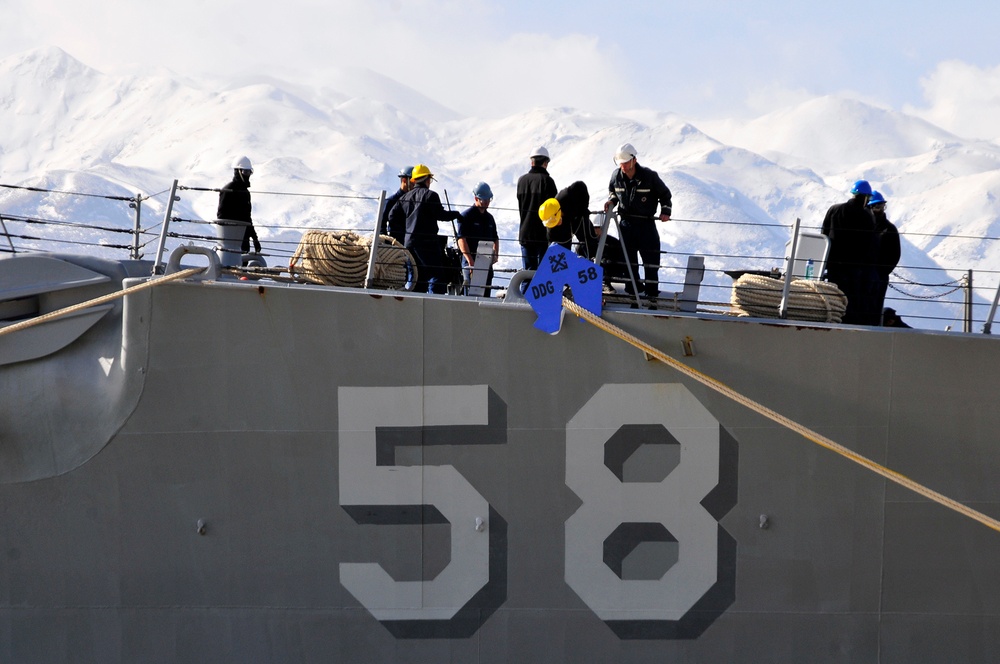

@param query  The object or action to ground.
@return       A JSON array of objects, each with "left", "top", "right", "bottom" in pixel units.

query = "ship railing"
[{"left": 1, "top": 177, "right": 997, "bottom": 331}]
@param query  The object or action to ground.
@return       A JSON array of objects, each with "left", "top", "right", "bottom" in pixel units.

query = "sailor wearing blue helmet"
[
  {"left": 821, "top": 179, "right": 879, "bottom": 324},
  {"left": 381, "top": 165, "right": 415, "bottom": 244},
  {"left": 867, "top": 191, "right": 901, "bottom": 320}
]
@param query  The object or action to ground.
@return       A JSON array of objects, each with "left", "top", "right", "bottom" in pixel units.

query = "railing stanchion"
[
  {"left": 0, "top": 215, "right": 15, "bottom": 254},
  {"left": 365, "top": 190, "right": 387, "bottom": 289},
  {"left": 983, "top": 276, "right": 1000, "bottom": 334},
  {"left": 128, "top": 193, "right": 143, "bottom": 260},
  {"left": 964, "top": 269, "right": 973, "bottom": 333},
  {"left": 779, "top": 218, "right": 802, "bottom": 319},
  {"left": 152, "top": 179, "right": 179, "bottom": 275}
]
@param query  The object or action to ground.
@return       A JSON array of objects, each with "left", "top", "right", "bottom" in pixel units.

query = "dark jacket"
[
  {"left": 217, "top": 174, "right": 259, "bottom": 252},
  {"left": 821, "top": 196, "right": 877, "bottom": 272},
  {"left": 517, "top": 166, "right": 557, "bottom": 245},
  {"left": 547, "top": 181, "right": 597, "bottom": 254},
  {"left": 872, "top": 210, "right": 901, "bottom": 280},
  {"left": 608, "top": 163, "right": 672, "bottom": 221},
  {"left": 387, "top": 184, "right": 459, "bottom": 248},
  {"left": 380, "top": 187, "right": 407, "bottom": 244},
  {"left": 217, "top": 176, "right": 252, "bottom": 222}
]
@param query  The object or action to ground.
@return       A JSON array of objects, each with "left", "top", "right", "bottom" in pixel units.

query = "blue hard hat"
[
  {"left": 398, "top": 166, "right": 414, "bottom": 178},
  {"left": 473, "top": 181, "right": 493, "bottom": 200},
  {"left": 868, "top": 190, "right": 886, "bottom": 206},
  {"left": 851, "top": 180, "right": 872, "bottom": 196}
]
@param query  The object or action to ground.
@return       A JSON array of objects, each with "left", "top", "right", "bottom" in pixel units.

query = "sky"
[{"left": 2, "top": 0, "right": 1000, "bottom": 138}]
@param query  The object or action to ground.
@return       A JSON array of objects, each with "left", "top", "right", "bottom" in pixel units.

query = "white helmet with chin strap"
[{"left": 232, "top": 155, "right": 253, "bottom": 173}]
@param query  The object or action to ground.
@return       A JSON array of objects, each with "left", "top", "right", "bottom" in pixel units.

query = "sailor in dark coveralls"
[
  {"left": 821, "top": 180, "right": 879, "bottom": 325},
  {"left": 381, "top": 166, "right": 413, "bottom": 245},
  {"left": 456, "top": 182, "right": 500, "bottom": 295},
  {"left": 867, "top": 190, "right": 901, "bottom": 321},
  {"left": 541, "top": 180, "right": 601, "bottom": 256},
  {"left": 603, "top": 143, "right": 672, "bottom": 301},
  {"left": 217, "top": 155, "right": 261, "bottom": 255},
  {"left": 386, "top": 163, "right": 461, "bottom": 294},
  {"left": 516, "top": 146, "right": 558, "bottom": 271}
]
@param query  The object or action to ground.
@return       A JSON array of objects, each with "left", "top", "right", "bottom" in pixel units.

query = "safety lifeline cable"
[{"left": 562, "top": 296, "right": 1000, "bottom": 534}]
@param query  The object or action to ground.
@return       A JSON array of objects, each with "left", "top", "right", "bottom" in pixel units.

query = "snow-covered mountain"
[{"left": 3, "top": 46, "right": 1000, "bottom": 329}]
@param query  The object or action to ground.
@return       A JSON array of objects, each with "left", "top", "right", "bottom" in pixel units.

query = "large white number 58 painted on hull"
[{"left": 337, "top": 384, "right": 736, "bottom": 640}]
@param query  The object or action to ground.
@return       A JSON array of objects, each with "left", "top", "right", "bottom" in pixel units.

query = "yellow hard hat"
[
  {"left": 411, "top": 163, "right": 433, "bottom": 181},
  {"left": 539, "top": 198, "right": 562, "bottom": 228}
]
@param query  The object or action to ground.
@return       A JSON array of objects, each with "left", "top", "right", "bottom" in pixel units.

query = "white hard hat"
[
  {"left": 530, "top": 146, "right": 550, "bottom": 160},
  {"left": 614, "top": 143, "right": 637, "bottom": 165},
  {"left": 232, "top": 155, "right": 253, "bottom": 172}
]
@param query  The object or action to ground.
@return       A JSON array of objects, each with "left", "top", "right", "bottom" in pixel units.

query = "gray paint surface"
[{"left": 1, "top": 255, "right": 999, "bottom": 662}]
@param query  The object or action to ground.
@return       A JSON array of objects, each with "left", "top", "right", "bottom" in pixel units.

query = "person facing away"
[
  {"left": 821, "top": 179, "right": 879, "bottom": 325},
  {"left": 381, "top": 166, "right": 413, "bottom": 245},
  {"left": 456, "top": 182, "right": 500, "bottom": 296},
  {"left": 539, "top": 181, "right": 601, "bottom": 258},
  {"left": 516, "top": 146, "right": 557, "bottom": 271},
  {"left": 602, "top": 143, "right": 672, "bottom": 301},
  {"left": 217, "top": 155, "right": 261, "bottom": 254},
  {"left": 867, "top": 190, "right": 901, "bottom": 320},
  {"left": 385, "top": 163, "right": 461, "bottom": 294}
]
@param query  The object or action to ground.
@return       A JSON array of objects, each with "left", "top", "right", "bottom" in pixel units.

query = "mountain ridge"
[{"left": 2, "top": 46, "right": 999, "bottom": 328}]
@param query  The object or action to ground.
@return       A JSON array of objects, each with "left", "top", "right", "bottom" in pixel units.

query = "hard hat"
[
  {"left": 232, "top": 155, "right": 253, "bottom": 172},
  {"left": 539, "top": 198, "right": 562, "bottom": 228},
  {"left": 530, "top": 146, "right": 550, "bottom": 160},
  {"left": 398, "top": 166, "right": 414, "bottom": 179},
  {"left": 411, "top": 164, "right": 433, "bottom": 181},
  {"left": 851, "top": 179, "right": 872, "bottom": 196},
  {"left": 473, "top": 182, "right": 493, "bottom": 200},
  {"left": 867, "top": 190, "right": 886, "bottom": 206},
  {"left": 615, "top": 143, "right": 637, "bottom": 165}
]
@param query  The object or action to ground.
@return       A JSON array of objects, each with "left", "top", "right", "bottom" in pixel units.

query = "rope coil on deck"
[
  {"left": 288, "top": 230, "right": 415, "bottom": 289},
  {"left": 561, "top": 295, "right": 1000, "bottom": 535},
  {"left": 730, "top": 274, "right": 847, "bottom": 322}
]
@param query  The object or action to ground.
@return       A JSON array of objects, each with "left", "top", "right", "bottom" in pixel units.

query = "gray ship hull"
[{"left": 1, "top": 254, "right": 999, "bottom": 662}]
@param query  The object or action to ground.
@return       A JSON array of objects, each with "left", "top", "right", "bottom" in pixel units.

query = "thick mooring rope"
[
  {"left": 0, "top": 267, "right": 203, "bottom": 338},
  {"left": 731, "top": 274, "right": 847, "bottom": 323},
  {"left": 288, "top": 230, "right": 414, "bottom": 289},
  {"left": 562, "top": 296, "right": 1000, "bottom": 534}
]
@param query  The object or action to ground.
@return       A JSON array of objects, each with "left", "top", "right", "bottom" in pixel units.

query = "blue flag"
[{"left": 525, "top": 244, "right": 604, "bottom": 334}]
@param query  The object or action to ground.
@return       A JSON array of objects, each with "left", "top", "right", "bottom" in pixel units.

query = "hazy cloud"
[{"left": 906, "top": 61, "right": 1000, "bottom": 141}]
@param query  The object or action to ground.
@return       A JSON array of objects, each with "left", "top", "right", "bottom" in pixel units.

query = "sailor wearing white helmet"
[
  {"left": 603, "top": 143, "right": 672, "bottom": 302},
  {"left": 516, "top": 146, "right": 557, "bottom": 273},
  {"left": 217, "top": 155, "right": 261, "bottom": 255}
]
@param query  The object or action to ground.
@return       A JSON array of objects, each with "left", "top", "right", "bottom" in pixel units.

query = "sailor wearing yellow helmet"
[
  {"left": 386, "top": 163, "right": 462, "bottom": 293},
  {"left": 538, "top": 181, "right": 601, "bottom": 258}
]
